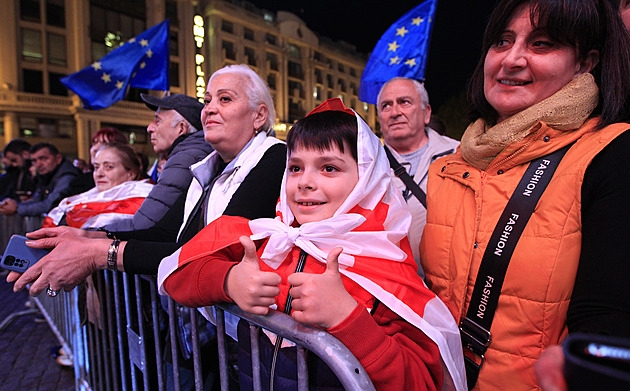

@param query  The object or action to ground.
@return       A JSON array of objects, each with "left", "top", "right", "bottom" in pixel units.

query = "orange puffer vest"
[{"left": 420, "top": 118, "right": 629, "bottom": 390}]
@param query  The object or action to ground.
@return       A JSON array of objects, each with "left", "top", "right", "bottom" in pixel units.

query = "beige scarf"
[{"left": 460, "top": 73, "right": 599, "bottom": 170}]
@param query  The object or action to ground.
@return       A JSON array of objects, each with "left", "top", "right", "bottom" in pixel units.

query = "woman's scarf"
[
  {"left": 461, "top": 73, "right": 599, "bottom": 170},
  {"left": 43, "top": 179, "right": 154, "bottom": 228}
]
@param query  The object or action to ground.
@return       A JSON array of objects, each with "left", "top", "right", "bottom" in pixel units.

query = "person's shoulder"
[
  {"left": 427, "top": 128, "right": 460, "bottom": 150},
  {"left": 55, "top": 159, "right": 80, "bottom": 178},
  {"left": 172, "top": 131, "right": 214, "bottom": 155}
]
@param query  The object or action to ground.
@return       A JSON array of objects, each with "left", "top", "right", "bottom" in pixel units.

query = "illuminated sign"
[{"left": 193, "top": 15, "right": 206, "bottom": 102}]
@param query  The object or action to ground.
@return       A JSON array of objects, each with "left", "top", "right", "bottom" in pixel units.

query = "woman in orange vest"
[{"left": 420, "top": 0, "right": 630, "bottom": 389}]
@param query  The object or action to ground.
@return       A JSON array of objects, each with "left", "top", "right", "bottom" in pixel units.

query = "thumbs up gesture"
[
  {"left": 224, "top": 236, "right": 281, "bottom": 315},
  {"left": 288, "top": 247, "right": 358, "bottom": 329}
]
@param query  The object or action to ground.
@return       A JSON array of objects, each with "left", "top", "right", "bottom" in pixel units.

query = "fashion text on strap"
[{"left": 460, "top": 143, "right": 573, "bottom": 389}]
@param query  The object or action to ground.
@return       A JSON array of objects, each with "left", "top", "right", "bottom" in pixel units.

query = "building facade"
[{"left": 0, "top": 0, "right": 375, "bottom": 160}]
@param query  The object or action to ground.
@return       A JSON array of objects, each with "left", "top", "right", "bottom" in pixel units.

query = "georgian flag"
[{"left": 43, "top": 179, "right": 154, "bottom": 229}]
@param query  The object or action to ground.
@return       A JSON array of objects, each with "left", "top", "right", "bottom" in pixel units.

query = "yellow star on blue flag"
[
  {"left": 359, "top": 0, "right": 437, "bottom": 104},
  {"left": 61, "top": 20, "right": 170, "bottom": 110}
]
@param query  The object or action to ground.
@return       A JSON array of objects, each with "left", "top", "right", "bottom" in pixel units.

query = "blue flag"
[
  {"left": 61, "top": 20, "right": 170, "bottom": 110},
  {"left": 359, "top": 0, "right": 437, "bottom": 105}
]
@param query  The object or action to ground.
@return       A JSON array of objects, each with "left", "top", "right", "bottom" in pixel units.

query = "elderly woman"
[
  {"left": 43, "top": 143, "right": 152, "bottom": 229},
  {"left": 8, "top": 64, "right": 286, "bottom": 297},
  {"left": 419, "top": 0, "right": 630, "bottom": 390}
]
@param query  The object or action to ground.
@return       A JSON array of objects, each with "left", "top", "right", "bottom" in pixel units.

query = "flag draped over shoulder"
[
  {"left": 359, "top": 0, "right": 437, "bottom": 105},
  {"left": 158, "top": 98, "right": 466, "bottom": 391},
  {"left": 61, "top": 20, "right": 170, "bottom": 110},
  {"left": 43, "top": 179, "right": 154, "bottom": 229}
]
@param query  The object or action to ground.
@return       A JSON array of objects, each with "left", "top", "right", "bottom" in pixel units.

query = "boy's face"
[{"left": 286, "top": 142, "right": 359, "bottom": 225}]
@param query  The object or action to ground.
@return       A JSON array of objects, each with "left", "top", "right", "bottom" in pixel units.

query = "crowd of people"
[{"left": 2, "top": 0, "right": 630, "bottom": 390}]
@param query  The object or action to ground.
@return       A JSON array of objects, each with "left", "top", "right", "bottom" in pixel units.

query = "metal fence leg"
[
  {"left": 215, "top": 307, "right": 229, "bottom": 391},
  {"left": 168, "top": 297, "right": 181, "bottom": 391},
  {"left": 297, "top": 346, "right": 309, "bottom": 391},
  {"left": 148, "top": 280, "right": 165, "bottom": 391},
  {"left": 250, "top": 324, "right": 262, "bottom": 391},
  {"left": 189, "top": 309, "right": 203, "bottom": 391}
]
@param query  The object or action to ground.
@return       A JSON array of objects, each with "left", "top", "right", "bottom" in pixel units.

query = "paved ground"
[{"left": 0, "top": 271, "right": 75, "bottom": 391}]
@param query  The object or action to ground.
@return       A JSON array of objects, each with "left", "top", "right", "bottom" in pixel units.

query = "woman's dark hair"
[
  {"left": 286, "top": 111, "right": 358, "bottom": 161},
  {"left": 96, "top": 143, "right": 144, "bottom": 180},
  {"left": 468, "top": 0, "right": 630, "bottom": 128}
]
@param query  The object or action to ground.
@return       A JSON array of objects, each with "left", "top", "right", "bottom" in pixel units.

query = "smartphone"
[
  {"left": 1, "top": 235, "right": 50, "bottom": 273},
  {"left": 563, "top": 333, "right": 630, "bottom": 390}
]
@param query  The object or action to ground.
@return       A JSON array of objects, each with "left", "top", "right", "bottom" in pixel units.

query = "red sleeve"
[
  {"left": 328, "top": 303, "right": 443, "bottom": 391},
  {"left": 163, "top": 244, "right": 244, "bottom": 307}
]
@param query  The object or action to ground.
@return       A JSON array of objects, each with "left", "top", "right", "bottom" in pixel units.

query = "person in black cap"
[{"left": 98, "top": 93, "right": 214, "bottom": 235}]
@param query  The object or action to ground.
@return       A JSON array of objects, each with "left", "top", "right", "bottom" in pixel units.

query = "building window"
[
  {"left": 287, "top": 44, "right": 301, "bottom": 59},
  {"left": 90, "top": 5, "right": 145, "bottom": 60},
  {"left": 267, "top": 73, "right": 276, "bottom": 90},
  {"left": 169, "top": 31, "right": 179, "bottom": 56},
  {"left": 46, "top": 0, "right": 65, "bottom": 28},
  {"left": 222, "top": 40, "right": 236, "bottom": 60},
  {"left": 327, "top": 74, "right": 334, "bottom": 89},
  {"left": 47, "top": 32, "right": 66, "bottom": 66},
  {"left": 244, "top": 27, "right": 254, "bottom": 41},
  {"left": 49, "top": 72, "right": 67, "bottom": 96},
  {"left": 244, "top": 47, "right": 257, "bottom": 67},
  {"left": 314, "top": 68, "right": 323, "bottom": 84},
  {"left": 265, "top": 33, "right": 277, "bottom": 45},
  {"left": 339, "top": 79, "right": 347, "bottom": 93},
  {"left": 22, "top": 69, "right": 44, "bottom": 93},
  {"left": 22, "top": 28, "right": 43, "bottom": 62},
  {"left": 266, "top": 52, "right": 278, "bottom": 71},
  {"left": 20, "top": 0, "right": 41, "bottom": 22},
  {"left": 170, "top": 62, "right": 179, "bottom": 87},
  {"left": 338, "top": 63, "right": 345, "bottom": 73},
  {"left": 314, "top": 51, "right": 324, "bottom": 62},
  {"left": 288, "top": 61, "right": 303, "bottom": 79},
  {"left": 221, "top": 19, "right": 234, "bottom": 34},
  {"left": 314, "top": 86, "right": 322, "bottom": 101},
  {"left": 350, "top": 67, "right": 356, "bottom": 77},
  {"left": 350, "top": 82, "right": 358, "bottom": 96},
  {"left": 165, "top": 0, "right": 178, "bottom": 27},
  {"left": 351, "top": 98, "right": 356, "bottom": 110},
  {"left": 289, "top": 80, "right": 304, "bottom": 99}
]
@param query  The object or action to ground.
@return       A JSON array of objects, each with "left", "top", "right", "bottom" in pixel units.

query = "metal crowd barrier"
[
  {"left": 79, "top": 272, "right": 375, "bottom": 391},
  {"left": 1, "top": 214, "right": 375, "bottom": 390}
]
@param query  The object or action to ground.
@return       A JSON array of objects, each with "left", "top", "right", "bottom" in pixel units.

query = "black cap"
[{"left": 140, "top": 93, "right": 204, "bottom": 131}]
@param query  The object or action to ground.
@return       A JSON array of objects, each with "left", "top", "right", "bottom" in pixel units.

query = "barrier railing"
[{"left": 1, "top": 215, "right": 375, "bottom": 390}]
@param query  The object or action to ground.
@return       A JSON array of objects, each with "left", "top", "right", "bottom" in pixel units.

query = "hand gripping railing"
[{"left": 213, "top": 303, "right": 376, "bottom": 391}]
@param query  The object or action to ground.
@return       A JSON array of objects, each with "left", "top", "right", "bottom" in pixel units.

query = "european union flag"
[
  {"left": 61, "top": 20, "right": 170, "bottom": 110},
  {"left": 359, "top": 0, "right": 437, "bottom": 105}
]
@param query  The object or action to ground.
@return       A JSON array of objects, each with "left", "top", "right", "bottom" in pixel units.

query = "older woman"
[
  {"left": 8, "top": 64, "right": 286, "bottom": 297},
  {"left": 419, "top": 0, "right": 630, "bottom": 390},
  {"left": 43, "top": 143, "right": 152, "bottom": 229}
]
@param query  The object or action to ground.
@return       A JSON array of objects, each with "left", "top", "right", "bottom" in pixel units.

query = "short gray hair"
[
  {"left": 208, "top": 64, "right": 276, "bottom": 134},
  {"left": 167, "top": 110, "right": 199, "bottom": 133},
  {"left": 376, "top": 77, "right": 430, "bottom": 112}
]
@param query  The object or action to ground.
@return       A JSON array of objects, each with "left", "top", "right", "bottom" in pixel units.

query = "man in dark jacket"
[
  {"left": 101, "top": 94, "right": 214, "bottom": 240},
  {"left": 0, "top": 139, "right": 36, "bottom": 201},
  {"left": 0, "top": 143, "right": 79, "bottom": 217}
]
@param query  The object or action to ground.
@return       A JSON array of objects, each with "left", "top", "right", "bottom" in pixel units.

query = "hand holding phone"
[{"left": 1, "top": 235, "right": 51, "bottom": 273}]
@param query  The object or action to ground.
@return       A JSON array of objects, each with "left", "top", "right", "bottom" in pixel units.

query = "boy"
[{"left": 158, "top": 99, "right": 465, "bottom": 391}]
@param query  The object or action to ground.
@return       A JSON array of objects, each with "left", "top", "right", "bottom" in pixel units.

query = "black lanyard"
[{"left": 460, "top": 143, "right": 572, "bottom": 388}]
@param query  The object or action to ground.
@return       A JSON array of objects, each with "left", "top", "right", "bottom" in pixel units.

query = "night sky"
[{"left": 250, "top": 0, "right": 497, "bottom": 109}]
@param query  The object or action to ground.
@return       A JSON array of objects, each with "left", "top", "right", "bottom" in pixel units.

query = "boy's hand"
[
  {"left": 224, "top": 236, "right": 281, "bottom": 315},
  {"left": 288, "top": 247, "right": 358, "bottom": 329}
]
